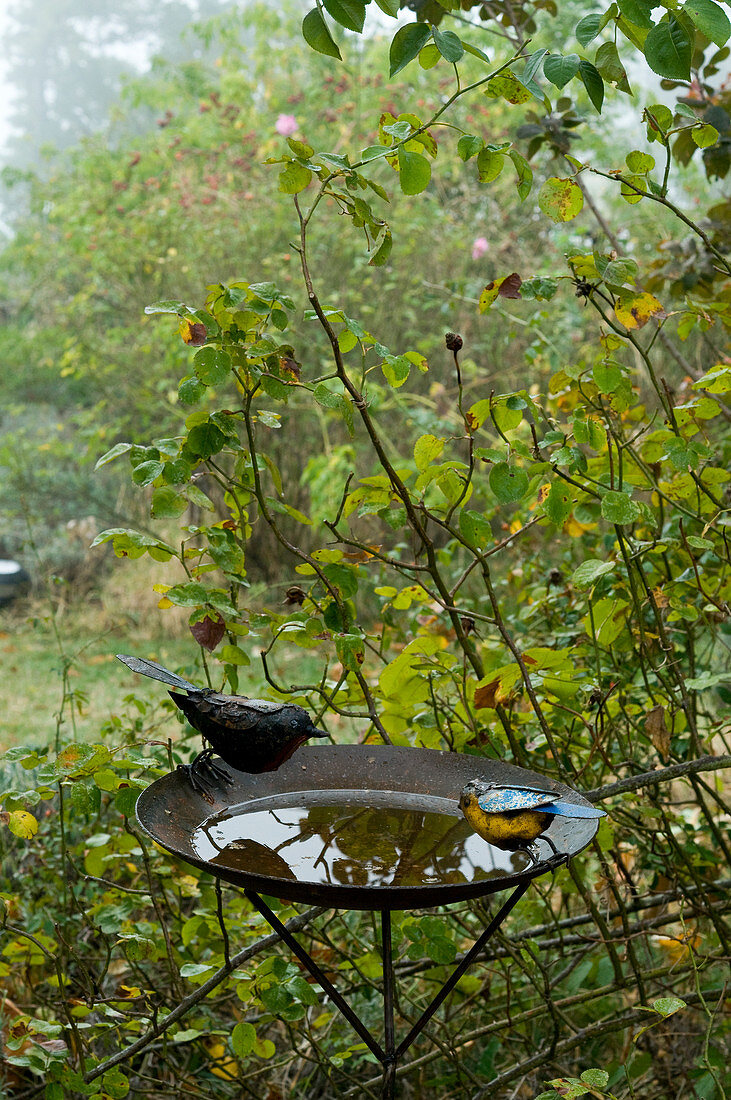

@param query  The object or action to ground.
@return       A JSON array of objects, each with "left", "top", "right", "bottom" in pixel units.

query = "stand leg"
[
  {"left": 245, "top": 878, "right": 531, "bottom": 1091},
  {"left": 381, "top": 909, "right": 396, "bottom": 1100},
  {"left": 394, "top": 878, "right": 531, "bottom": 1062},
  {"left": 245, "top": 891, "right": 386, "bottom": 1063}
]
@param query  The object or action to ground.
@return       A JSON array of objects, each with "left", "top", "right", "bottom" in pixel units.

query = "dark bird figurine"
[
  {"left": 117, "top": 654, "right": 328, "bottom": 794},
  {"left": 459, "top": 779, "right": 606, "bottom": 867}
]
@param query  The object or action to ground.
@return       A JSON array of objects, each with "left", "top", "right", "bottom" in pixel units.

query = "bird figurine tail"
[{"left": 116, "top": 654, "right": 199, "bottom": 692}]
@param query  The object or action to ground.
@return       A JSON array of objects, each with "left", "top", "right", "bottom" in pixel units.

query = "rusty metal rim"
[{"left": 136, "top": 745, "right": 599, "bottom": 910}]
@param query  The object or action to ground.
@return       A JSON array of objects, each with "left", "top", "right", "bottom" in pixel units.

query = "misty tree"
[{"left": 3, "top": 0, "right": 233, "bottom": 163}]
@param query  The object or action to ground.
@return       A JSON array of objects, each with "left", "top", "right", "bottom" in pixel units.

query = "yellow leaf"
[
  {"left": 654, "top": 930, "right": 701, "bottom": 963},
  {"left": 615, "top": 292, "right": 665, "bottom": 329},
  {"left": 7, "top": 810, "right": 39, "bottom": 839},
  {"left": 564, "top": 517, "right": 594, "bottom": 536},
  {"left": 204, "top": 1038, "right": 238, "bottom": 1080}
]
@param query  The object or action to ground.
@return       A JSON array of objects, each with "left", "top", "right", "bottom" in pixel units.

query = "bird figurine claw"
[
  {"left": 117, "top": 654, "right": 329, "bottom": 798},
  {"left": 459, "top": 779, "right": 606, "bottom": 869},
  {"left": 177, "top": 750, "right": 234, "bottom": 796}
]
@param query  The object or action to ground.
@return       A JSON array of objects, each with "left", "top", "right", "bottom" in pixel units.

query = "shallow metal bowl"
[{"left": 136, "top": 746, "right": 599, "bottom": 910}]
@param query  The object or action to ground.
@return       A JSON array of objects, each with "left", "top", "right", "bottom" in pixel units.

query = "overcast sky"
[{"left": 0, "top": 5, "right": 15, "bottom": 157}]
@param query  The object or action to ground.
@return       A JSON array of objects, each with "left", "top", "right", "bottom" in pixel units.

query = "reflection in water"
[{"left": 191, "top": 789, "right": 533, "bottom": 887}]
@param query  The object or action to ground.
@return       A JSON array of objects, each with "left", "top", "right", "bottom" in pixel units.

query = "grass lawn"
[
  {"left": 0, "top": 559, "right": 355, "bottom": 756},
  {"left": 0, "top": 604, "right": 197, "bottom": 755}
]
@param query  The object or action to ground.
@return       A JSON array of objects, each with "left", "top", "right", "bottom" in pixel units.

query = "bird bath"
[{"left": 137, "top": 746, "right": 600, "bottom": 1097}]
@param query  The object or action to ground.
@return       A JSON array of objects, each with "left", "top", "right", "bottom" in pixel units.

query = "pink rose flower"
[
  {"left": 275, "top": 114, "right": 298, "bottom": 137},
  {"left": 472, "top": 236, "right": 488, "bottom": 260}
]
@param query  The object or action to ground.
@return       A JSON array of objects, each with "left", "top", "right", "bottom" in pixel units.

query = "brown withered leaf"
[
  {"left": 284, "top": 585, "right": 306, "bottom": 606},
  {"left": 342, "top": 545, "right": 381, "bottom": 563},
  {"left": 189, "top": 612, "right": 225, "bottom": 652},
  {"left": 179, "top": 318, "right": 207, "bottom": 346},
  {"left": 497, "top": 272, "right": 523, "bottom": 299},
  {"left": 280, "top": 355, "right": 301, "bottom": 379},
  {"left": 474, "top": 680, "right": 500, "bottom": 709},
  {"left": 645, "top": 704, "right": 671, "bottom": 762}
]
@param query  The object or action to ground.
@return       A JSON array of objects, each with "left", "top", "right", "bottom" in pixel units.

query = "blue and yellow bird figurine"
[{"left": 459, "top": 779, "right": 606, "bottom": 866}]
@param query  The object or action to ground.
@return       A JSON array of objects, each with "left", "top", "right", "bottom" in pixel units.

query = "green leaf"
[
  {"left": 652, "top": 996, "right": 686, "bottom": 1017},
  {"left": 593, "top": 360, "right": 624, "bottom": 393},
  {"left": 461, "top": 40, "right": 490, "bottom": 63},
  {"left": 579, "top": 58, "right": 604, "bottom": 111},
  {"left": 367, "top": 225, "right": 392, "bottom": 267},
  {"left": 476, "top": 147, "right": 505, "bottom": 183},
  {"left": 457, "top": 135, "right": 483, "bottom": 161},
  {"left": 279, "top": 161, "right": 313, "bottom": 194},
  {"left": 179, "top": 377, "right": 207, "bottom": 405},
  {"left": 389, "top": 23, "right": 432, "bottom": 76},
  {"left": 601, "top": 489, "right": 640, "bottom": 524},
  {"left": 419, "top": 43, "right": 441, "bottom": 69},
  {"left": 693, "top": 365, "right": 731, "bottom": 393},
  {"left": 618, "top": 0, "right": 653, "bottom": 28},
  {"left": 576, "top": 14, "right": 603, "bottom": 46},
  {"left": 543, "top": 53, "right": 580, "bottom": 89},
  {"left": 586, "top": 597, "right": 629, "bottom": 646},
  {"left": 414, "top": 434, "right": 445, "bottom": 471},
  {"left": 287, "top": 137, "right": 314, "bottom": 159},
  {"left": 683, "top": 0, "right": 731, "bottom": 46},
  {"left": 572, "top": 559, "right": 616, "bottom": 588},
  {"left": 302, "top": 9, "right": 342, "bottom": 59},
  {"left": 381, "top": 354, "right": 411, "bottom": 387},
  {"left": 431, "top": 24, "right": 464, "bottom": 62},
  {"left": 580, "top": 1069, "right": 609, "bottom": 1089},
  {"left": 645, "top": 17, "right": 692, "bottom": 79},
  {"left": 459, "top": 509, "right": 492, "bottom": 546},
  {"left": 322, "top": 0, "right": 366, "bottom": 33},
  {"left": 144, "top": 300, "right": 189, "bottom": 315},
  {"left": 692, "top": 123, "right": 720, "bottom": 147},
  {"left": 131, "top": 460, "right": 164, "bottom": 487},
  {"left": 194, "top": 346, "right": 231, "bottom": 386},
  {"left": 626, "top": 150, "right": 655, "bottom": 172},
  {"left": 91, "top": 528, "right": 175, "bottom": 559},
  {"left": 523, "top": 47, "right": 548, "bottom": 84},
  {"left": 489, "top": 462, "right": 529, "bottom": 503},
  {"left": 538, "top": 177, "right": 584, "bottom": 222},
  {"left": 543, "top": 481, "right": 573, "bottom": 525},
  {"left": 508, "top": 149, "right": 533, "bottom": 200},
  {"left": 187, "top": 422, "right": 227, "bottom": 458},
  {"left": 102, "top": 1068, "right": 130, "bottom": 1099},
  {"left": 520, "top": 276, "right": 558, "bottom": 300},
  {"left": 485, "top": 70, "right": 532, "bottom": 104},
  {"left": 232, "top": 1020, "right": 256, "bottom": 1057},
  {"left": 150, "top": 487, "right": 188, "bottom": 518},
  {"left": 595, "top": 41, "right": 632, "bottom": 93},
  {"left": 397, "top": 148, "right": 431, "bottom": 195},
  {"left": 95, "top": 442, "right": 132, "bottom": 470},
  {"left": 180, "top": 963, "right": 215, "bottom": 979},
  {"left": 602, "top": 257, "right": 638, "bottom": 286}
]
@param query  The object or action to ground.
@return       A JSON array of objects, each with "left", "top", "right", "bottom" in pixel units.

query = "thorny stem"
[{"left": 295, "top": 195, "right": 486, "bottom": 686}]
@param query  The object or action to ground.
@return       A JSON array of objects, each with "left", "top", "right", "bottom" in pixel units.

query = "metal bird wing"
[
  {"left": 475, "top": 786, "right": 606, "bottom": 819},
  {"left": 195, "top": 694, "right": 288, "bottom": 731},
  {"left": 117, "top": 653, "right": 199, "bottom": 692},
  {"left": 476, "top": 787, "right": 557, "bottom": 814}
]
